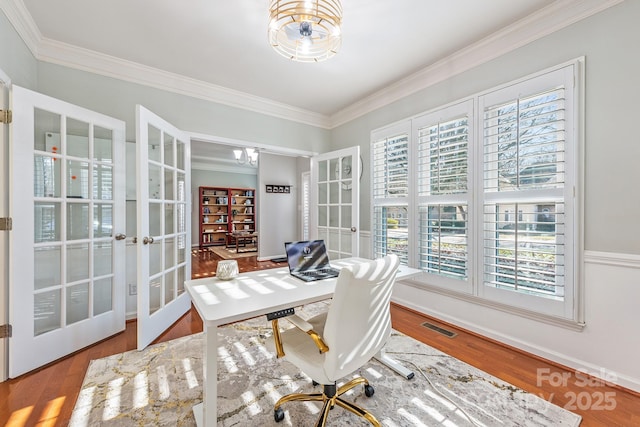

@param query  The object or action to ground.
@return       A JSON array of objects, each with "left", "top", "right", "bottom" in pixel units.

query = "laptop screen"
[{"left": 284, "top": 240, "right": 331, "bottom": 273}]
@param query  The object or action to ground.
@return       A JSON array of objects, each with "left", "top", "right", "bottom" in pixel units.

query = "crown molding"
[
  {"left": 329, "top": 0, "right": 624, "bottom": 128},
  {"left": 1, "top": 0, "right": 623, "bottom": 130},
  {"left": 0, "top": 0, "right": 41, "bottom": 54},
  {"left": 36, "top": 37, "right": 332, "bottom": 129}
]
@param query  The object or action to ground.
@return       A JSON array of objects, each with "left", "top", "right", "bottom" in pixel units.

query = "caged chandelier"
[
  {"left": 268, "top": 0, "right": 343, "bottom": 63},
  {"left": 233, "top": 147, "right": 259, "bottom": 166}
]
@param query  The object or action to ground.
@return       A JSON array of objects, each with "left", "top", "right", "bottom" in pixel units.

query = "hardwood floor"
[{"left": 1, "top": 249, "right": 637, "bottom": 426}]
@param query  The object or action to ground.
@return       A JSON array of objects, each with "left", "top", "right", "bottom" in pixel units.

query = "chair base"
[{"left": 274, "top": 376, "right": 381, "bottom": 427}]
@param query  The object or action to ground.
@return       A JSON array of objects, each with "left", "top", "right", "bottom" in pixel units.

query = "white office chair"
[{"left": 269, "top": 254, "right": 400, "bottom": 427}]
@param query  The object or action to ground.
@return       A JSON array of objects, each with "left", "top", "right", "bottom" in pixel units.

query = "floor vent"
[{"left": 421, "top": 321, "right": 457, "bottom": 338}]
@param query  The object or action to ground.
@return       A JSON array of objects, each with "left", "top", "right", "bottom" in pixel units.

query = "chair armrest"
[{"left": 270, "top": 315, "right": 329, "bottom": 358}]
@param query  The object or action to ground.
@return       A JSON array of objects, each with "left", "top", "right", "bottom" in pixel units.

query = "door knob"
[
  {"left": 143, "top": 236, "right": 155, "bottom": 245},
  {"left": 351, "top": 227, "right": 357, "bottom": 232},
  {"left": 115, "top": 233, "right": 127, "bottom": 240}
]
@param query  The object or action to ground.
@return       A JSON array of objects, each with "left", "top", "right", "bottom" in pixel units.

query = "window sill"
[{"left": 398, "top": 277, "right": 586, "bottom": 332}]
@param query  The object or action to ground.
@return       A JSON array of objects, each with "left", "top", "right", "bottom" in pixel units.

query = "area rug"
[
  {"left": 69, "top": 302, "right": 581, "bottom": 426},
  {"left": 208, "top": 245, "right": 257, "bottom": 260}
]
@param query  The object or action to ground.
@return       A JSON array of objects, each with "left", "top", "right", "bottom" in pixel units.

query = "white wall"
[{"left": 257, "top": 153, "right": 299, "bottom": 259}]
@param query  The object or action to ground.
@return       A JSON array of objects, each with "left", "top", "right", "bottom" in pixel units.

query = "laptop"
[{"left": 284, "top": 240, "right": 341, "bottom": 282}]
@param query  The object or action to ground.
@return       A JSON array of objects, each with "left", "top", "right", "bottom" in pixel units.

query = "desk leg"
[
  {"left": 374, "top": 348, "right": 415, "bottom": 380},
  {"left": 194, "top": 323, "right": 218, "bottom": 427}
]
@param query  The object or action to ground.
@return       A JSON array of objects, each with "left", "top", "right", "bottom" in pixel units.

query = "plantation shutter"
[
  {"left": 372, "top": 134, "right": 409, "bottom": 199},
  {"left": 482, "top": 86, "right": 567, "bottom": 300},
  {"left": 371, "top": 128, "right": 409, "bottom": 262},
  {"left": 414, "top": 104, "right": 472, "bottom": 282}
]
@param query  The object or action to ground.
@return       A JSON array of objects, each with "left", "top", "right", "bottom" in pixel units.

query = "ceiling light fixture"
[
  {"left": 268, "top": 0, "right": 343, "bottom": 63},
  {"left": 233, "top": 148, "right": 259, "bottom": 166}
]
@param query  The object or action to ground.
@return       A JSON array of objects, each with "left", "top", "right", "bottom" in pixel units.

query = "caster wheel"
[
  {"left": 364, "top": 384, "right": 375, "bottom": 397},
  {"left": 274, "top": 407, "right": 285, "bottom": 422}
]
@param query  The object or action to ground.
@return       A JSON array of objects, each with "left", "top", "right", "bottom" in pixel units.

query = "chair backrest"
[{"left": 322, "top": 254, "right": 400, "bottom": 381}]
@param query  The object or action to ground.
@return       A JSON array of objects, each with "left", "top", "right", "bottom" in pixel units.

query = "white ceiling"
[
  {"left": 17, "top": 0, "right": 564, "bottom": 118},
  {"left": 5, "top": 0, "right": 617, "bottom": 164}
]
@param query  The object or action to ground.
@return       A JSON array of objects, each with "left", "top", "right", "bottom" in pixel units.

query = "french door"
[
  {"left": 311, "top": 146, "right": 360, "bottom": 259},
  {"left": 9, "top": 85, "right": 126, "bottom": 377},
  {"left": 135, "top": 105, "right": 191, "bottom": 350}
]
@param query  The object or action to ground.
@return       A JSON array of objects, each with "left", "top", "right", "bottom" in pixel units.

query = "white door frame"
[{"left": 0, "top": 68, "right": 10, "bottom": 382}]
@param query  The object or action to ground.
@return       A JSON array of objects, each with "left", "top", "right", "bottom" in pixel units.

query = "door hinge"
[
  {"left": 0, "top": 109, "right": 11, "bottom": 124},
  {"left": 0, "top": 324, "right": 11, "bottom": 338},
  {"left": 0, "top": 217, "right": 12, "bottom": 231}
]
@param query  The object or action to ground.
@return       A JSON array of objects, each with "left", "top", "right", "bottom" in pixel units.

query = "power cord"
[{"left": 394, "top": 358, "right": 483, "bottom": 427}]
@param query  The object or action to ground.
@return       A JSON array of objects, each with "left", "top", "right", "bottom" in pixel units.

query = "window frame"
[
  {"left": 477, "top": 65, "right": 578, "bottom": 319},
  {"left": 370, "top": 60, "right": 583, "bottom": 323}
]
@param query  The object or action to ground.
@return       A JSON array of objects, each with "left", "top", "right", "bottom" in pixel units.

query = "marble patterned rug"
[{"left": 70, "top": 302, "right": 581, "bottom": 426}]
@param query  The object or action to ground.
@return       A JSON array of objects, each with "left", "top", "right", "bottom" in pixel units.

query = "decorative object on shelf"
[
  {"left": 203, "top": 197, "right": 209, "bottom": 204},
  {"left": 233, "top": 147, "right": 259, "bottom": 166},
  {"left": 268, "top": 0, "right": 343, "bottom": 63},
  {"left": 216, "top": 260, "right": 239, "bottom": 280},
  {"left": 266, "top": 185, "right": 291, "bottom": 193}
]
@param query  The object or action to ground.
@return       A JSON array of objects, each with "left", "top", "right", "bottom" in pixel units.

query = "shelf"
[{"left": 199, "top": 186, "right": 256, "bottom": 247}]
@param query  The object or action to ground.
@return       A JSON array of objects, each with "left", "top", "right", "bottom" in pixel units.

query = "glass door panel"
[
  {"left": 67, "top": 243, "right": 89, "bottom": 282},
  {"left": 93, "top": 278, "right": 113, "bottom": 315},
  {"left": 34, "top": 246, "right": 61, "bottom": 290},
  {"left": 66, "top": 118, "right": 89, "bottom": 158},
  {"left": 93, "top": 126, "right": 113, "bottom": 162},
  {"left": 34, "top": 155, "right": 61, "bottom": 197},
  {"left": 66, "top": 283, "right": 89, "bottom": 325},
  {"left": 34, "top": 202, "right": 61, "bottom": 242},
  {"left": 67, "top": 203, "right": 90, "bottom": 240},
  {"left": 93, "top": 241, "right": 113, "bottom": 277}
]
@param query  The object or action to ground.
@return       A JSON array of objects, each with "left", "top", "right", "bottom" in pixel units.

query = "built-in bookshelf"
[{"left": 199, "top": 186, "right": 256, "bottom": 247}]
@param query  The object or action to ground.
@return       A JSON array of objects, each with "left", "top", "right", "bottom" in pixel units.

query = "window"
[
  {"left": 371, "top": 123, "right": 410, "bottom": 264},
  {"left": 415, "top": 101, "right": 473, "bottom": 290},
  {"left": 370, "top": 62, "right": 580, "bottom": 320},
  {"left": 478, "top": 65, "right": 576, "bottom": 318}
]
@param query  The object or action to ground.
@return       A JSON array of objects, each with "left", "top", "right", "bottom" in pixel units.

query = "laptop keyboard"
[{"left": 299, "top": 268, "right": 338, "bottom": 277}]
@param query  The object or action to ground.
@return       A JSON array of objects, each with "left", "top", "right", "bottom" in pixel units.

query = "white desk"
[{"left": 185, "top": 257, "right": 420, "bottom": 427}]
